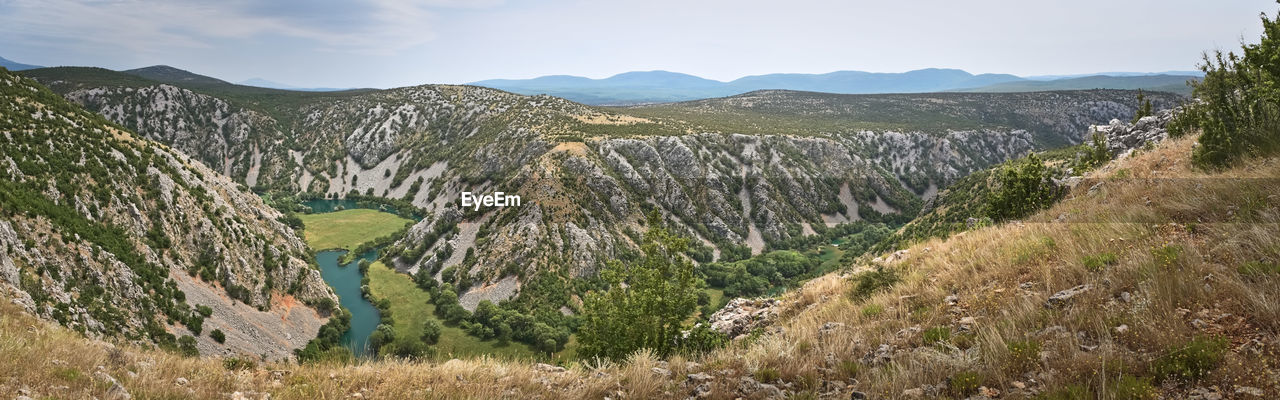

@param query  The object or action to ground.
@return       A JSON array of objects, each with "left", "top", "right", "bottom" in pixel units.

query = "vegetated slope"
[
  {"left": 625, "top": 89, "right": 1182, "bottom": 146},
  {"left": 0, "top": 67, "right": 338, "bottom": 361},
  {"left": 20, "top": 66, "right": 1168, "bottom": 315},
  {"left": 2, "top": 130, "right": 1274, "bottom": 399},
  {"left": 957, "top": 74, "right": 1198, "bottom": 96}
]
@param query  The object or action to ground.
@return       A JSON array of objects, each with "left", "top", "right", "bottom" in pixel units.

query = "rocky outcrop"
[
  {"left": 707, "top": 298, "right": 780, "bottom": 339},
  {"left": 1089, "top": 108, "right": 1178, "bottom": 158}
]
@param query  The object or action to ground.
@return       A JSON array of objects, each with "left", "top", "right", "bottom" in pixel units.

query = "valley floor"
[{"left": 2, "top": 135, "right": 1278, "bottom": 399}]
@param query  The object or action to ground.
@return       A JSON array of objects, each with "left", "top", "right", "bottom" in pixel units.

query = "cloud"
[{"left": 0, "top": 0, "right": 498, "bottom": 55}]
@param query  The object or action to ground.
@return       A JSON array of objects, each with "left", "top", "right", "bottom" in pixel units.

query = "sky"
[{"left": 0, "top": 0, "right": 1274, "bottom": 88}]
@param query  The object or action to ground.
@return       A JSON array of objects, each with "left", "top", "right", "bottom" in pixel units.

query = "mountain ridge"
[
  {"left": 472, "top": 68, "right": 1199, "bottom": 105},
  {"left": 0, "top": 56, "right": 43, "bottom": 71}
]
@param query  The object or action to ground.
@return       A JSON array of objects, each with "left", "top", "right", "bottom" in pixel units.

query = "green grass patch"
[
  {"left": 365, "top": 262, "right": 543, "bottom": 360},
  {"left": 1082, "top": 252, "right": 1119, "bottom": 272},
  {"left": 299, "top": 209, "right": 411, "bottom": 251},
  {"left": 922, "top": 326, "right": 951, "bottom": 345},
  {"left": 1152, "top": 336, "right": 1228, "bottom": 383},
  {"left": 1239, "top": 260, "right": 1280, "bottom": 277}
]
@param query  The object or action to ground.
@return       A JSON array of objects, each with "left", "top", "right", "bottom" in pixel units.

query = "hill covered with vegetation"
[{"left": 0, "top": 67, "right": 338, "bottom": 361}]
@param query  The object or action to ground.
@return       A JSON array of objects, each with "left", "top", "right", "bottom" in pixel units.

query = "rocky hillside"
[
  {"left": 21, "top": 66, "right": 1175, "bottom": 312},
  {"left": 0, "top": 68, "right": 337, "bottom": 361},
  {"left": 2, "top": 130, "right": 1274, "bottom": 399}
]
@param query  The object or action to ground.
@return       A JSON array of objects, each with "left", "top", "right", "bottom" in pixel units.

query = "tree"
[
  {"left": 421, "top": 319, "right": 442, "bottom": 345},
  {"left": 578, "top": 213, "right": 699, "bottom": 361},
  {"left": 1132, "top": 90, "right": 1153, "bottom": 123},
  {"left": 177, "top": 335, "right": 199, "bottom": 357}
]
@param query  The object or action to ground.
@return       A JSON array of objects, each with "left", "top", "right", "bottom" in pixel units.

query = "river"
[{"left": 316, "top": 249, "right": 381, "bottom": 358}]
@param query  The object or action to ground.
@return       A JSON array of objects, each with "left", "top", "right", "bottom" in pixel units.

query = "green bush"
[
  {"left": 222, "top": 357, "right": 257, "bottom": 371},
  {"left": 578, "top": 214, "right": 699, "bottom": 361},
  {"left": 1110, "top": 374, "right": 1157, "bottom": 400},
  {"left": 210, "top": 329, "right": 226, "bottom": 344},
  {"left": 421, "top": 319, "right": 442, "bottom": 345},
  {"left": 1170, "top": 7, "right": 1280, "bottom": 168},
  {"left": 177, "top": 335, "right": 199, "bottom": 357},
  {"left": 1082, "top": 252, "right": 1119, "bottom": 272},
  {"left": 677, "top": 324, "right": 727, "bottom": 355},
  {"left": 848, "top": 267, "right": 899, "bottom": 301},
  {"left": 1151, "top": 244, "right": 1183, "bottom": 269},
  {"left": 1007, "top": 339, "right": 1041, "bottom": 371},
  {"left": 753, "top": 367, "right": 781, "bottom": 383},
  {"left": 1152, "top": 336, "right": 1228, "bottom": 382},
  {"left": 1036, "top": 384, "right": 1092, "bottom": 400},
  {"left": 1073, "top": 133, "right": 1113, "bottom": 172},
  {"left": 922, "top": 326, "right": 951, "bottom": 345},
  {"left": 986, "top": 153, "right": 1061, "bottom": 222},
  {"left": 948, "top": 371, "right": 981, "bottom": 397}
]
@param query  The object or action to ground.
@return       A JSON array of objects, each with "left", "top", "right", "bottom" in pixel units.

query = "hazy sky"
[{"left": 0, "top": 0, "right": 1273, "bottom": 88}]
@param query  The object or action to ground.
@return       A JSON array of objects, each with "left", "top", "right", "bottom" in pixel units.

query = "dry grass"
[{"left": 3, "top": 135, "right": 1278, "bottom": 399}]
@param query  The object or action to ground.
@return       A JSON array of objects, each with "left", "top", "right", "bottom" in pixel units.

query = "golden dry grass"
[{"left": 3, "top": 135, "right": 1278, "bottom": 399}]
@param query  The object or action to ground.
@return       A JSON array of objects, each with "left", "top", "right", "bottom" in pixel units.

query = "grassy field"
[
  {"left": 365, "top": 261, "right": 543, "bottom": 361},
  {"left": 298, "top": 209, "right": 411, "bottom": 251}
]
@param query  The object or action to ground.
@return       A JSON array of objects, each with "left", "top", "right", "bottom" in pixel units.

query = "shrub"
[
  {"left": 1170, "top": 7, "right": 1280, "bottom": 168},
  {"left": 177, "top": 335, "right": 199, "bottom": 357},
  {"left": 753, "top": 367, "right": 781, "bottom": 383},
  {"left": 1152, "top": 336, "right": 1228, "bottom": 382},
  {"left": 1083, "top": 252, "right": 1119, "bottom": 272},
  {"left": 1007, "top": 339, "right": 1041, "bottom": 371},
  {"left": 210, "top": 329, "right": 226, "bottom": 344},
  {"left": 1110, "top": 374, "right": 1157, "bottom": 400},
  {"left": 223, "top": 357, "right": 257, "bottom": 371},
  {"left": 948, "top": 371, "right": 981, "bottom": 397},
  {"left": 1151, "top": 244, "right": 1183, "bottom": 269},
  {"left": 677, "top": 324, "right": 727, "bottom": 355},
  {"left": 922, "top": 326, "right": 951, "bottom": 345},
  {"left": 1073, "top": 133, "right": 1113, "bottom": 172},
  {"left": 1037, "top": 384, "right": 1092, "bottom": 400},
  {"left": 421, "top": 319, "right": 442, "bottom": 345},
  {"left": 849, "top": 267, "right": 899, "bottom": 301},
  {"left": 986, "top": 153, "right": 1062, "bottom": 222}
]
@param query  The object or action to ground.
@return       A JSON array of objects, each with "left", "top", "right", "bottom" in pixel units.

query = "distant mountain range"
[
  {"left": 238, "top": 77, "right": 351, "bottom": 92},
  {"left": 473, "top": 69, "right": 1201, "bottom": 105},
  {"left": 953, "top": 74, "right": 1198, "bottom": 95},
  {"left": 4, "top": 54, "right": 1201, "bottom": 105},
  {"left": 0, "top": 56, "right": 43, "bottom": 71}
]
